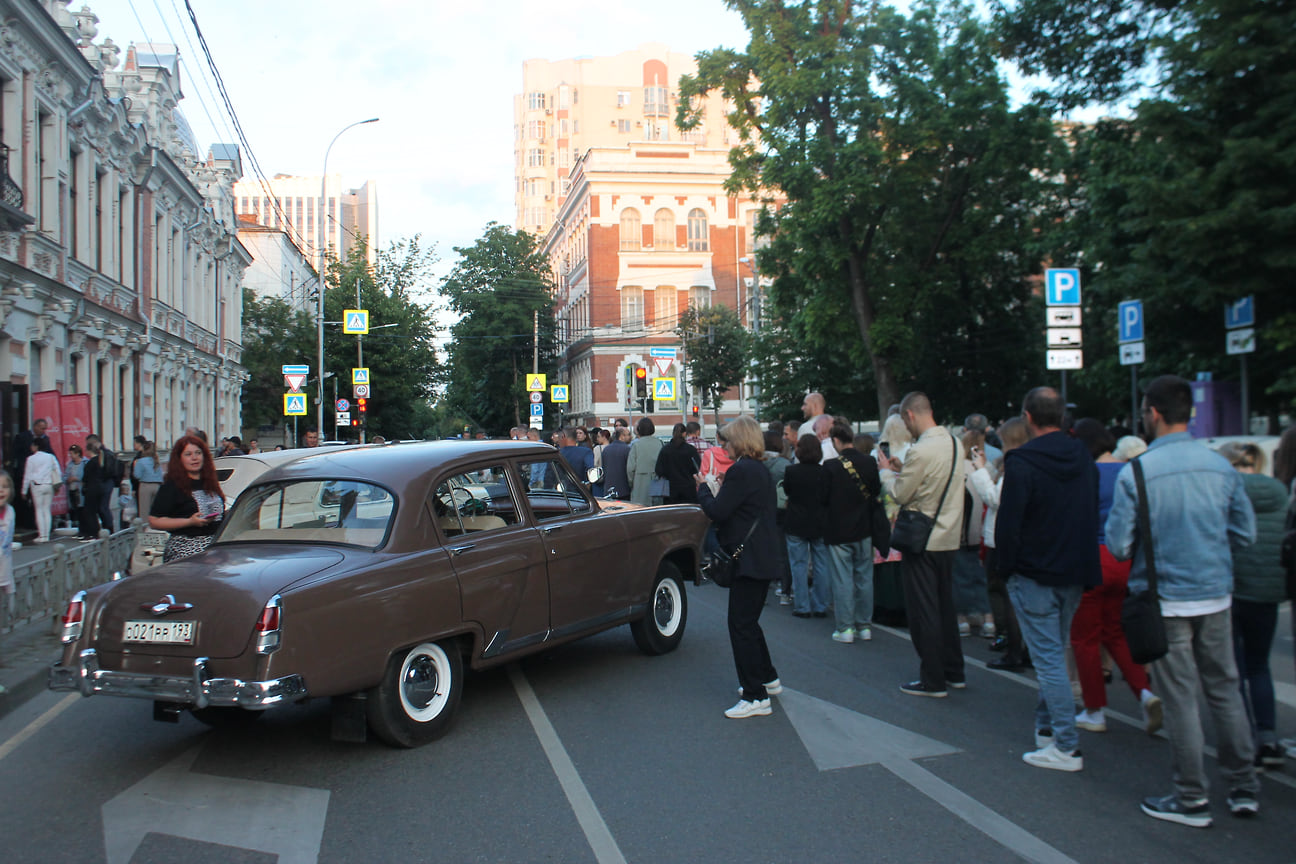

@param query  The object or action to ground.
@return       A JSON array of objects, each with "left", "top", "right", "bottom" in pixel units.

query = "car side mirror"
[{"left": 586, "top": 466, "right": 604, "bottom": 485}]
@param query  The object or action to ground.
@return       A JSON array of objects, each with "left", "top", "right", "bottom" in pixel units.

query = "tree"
[
  {"left": 240, "top": 288, "right": 315, "bottom": 432},
  {"left": 1000, "top": 0, "right": 1296, "bottom": 420},
  {"left": 680, "top": 0, "right": 1061, "bottom": 419},
  {"left": 677, "top": 303, "right": 751, "bottom": 424},
  {"left": 324, "top": 236, "right": 441, "bottom": 440},
  {"left": 440, "top": 224, "right": 558, "bottom": 435}
]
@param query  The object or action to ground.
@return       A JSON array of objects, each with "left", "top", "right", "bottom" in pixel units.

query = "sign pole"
[
  {"left": 1130, "top": 366, "right": 1139, "bottom": 432},
  {"left": 1060, "top": 370, "right": 1067, "bottom": 406},
  {"left": 1240, "top": 353, "right": 1250, "bottom": 434}
]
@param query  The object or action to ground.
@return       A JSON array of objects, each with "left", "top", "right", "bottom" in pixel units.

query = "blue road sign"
[
  {"left": 1224, "top": 295, "right": 1255, "bottom": 329},
  {"left": 1045, "top": 269, "right": 1081, "bottom": 306},
  {"left": 1118, "top": 300, "right": 1144, "bottom": 343},
  {"left": 529, "top": 403, "right": 544, "bottom": 417},
  {"left": 649, "top": 347, "right": 678, "bottom": 358}
]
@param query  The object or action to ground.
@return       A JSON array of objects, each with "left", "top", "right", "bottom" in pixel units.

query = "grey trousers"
[{"left": 1151, "top": 610, "right": 1259, "bottom": 802}]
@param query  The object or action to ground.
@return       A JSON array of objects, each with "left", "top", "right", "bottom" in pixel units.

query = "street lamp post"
[{"left": 317, "top": 117, "right": 379, "bottom": 440}]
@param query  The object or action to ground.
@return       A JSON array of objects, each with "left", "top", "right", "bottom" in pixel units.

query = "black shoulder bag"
[
  {"left": 842, "top": 456, "right": 891, "bottom": 557},
  {"left": 708, "top": 518, "right": 759, "bottom": 588},
  {"left": 1120, "top": 458, "right": 1168, "bottom": 664},
  {"left": 890, "top": 436, "right": 958, "bottom": 556}
]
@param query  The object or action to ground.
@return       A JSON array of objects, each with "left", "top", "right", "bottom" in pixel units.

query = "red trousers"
[{"left": 1070, "top": 544, "right": 1150, "bottom": 709}]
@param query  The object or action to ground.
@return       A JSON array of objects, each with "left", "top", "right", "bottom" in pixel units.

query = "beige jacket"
[{"left": 881, "top": 425, "right": 965, "bottom": 552}]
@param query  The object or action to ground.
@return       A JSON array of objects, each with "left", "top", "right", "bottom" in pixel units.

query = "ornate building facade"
[{"left": 0, "top": 1, "right": 249, "bottom": 458}]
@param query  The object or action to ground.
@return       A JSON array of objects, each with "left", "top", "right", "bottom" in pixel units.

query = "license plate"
[{"left": 123, "top": 620, "right": 195, "bottom": 645}]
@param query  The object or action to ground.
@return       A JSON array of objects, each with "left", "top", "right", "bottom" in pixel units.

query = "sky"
[{"left": 80, "top": 0, "right": 756, "bottom": 279}]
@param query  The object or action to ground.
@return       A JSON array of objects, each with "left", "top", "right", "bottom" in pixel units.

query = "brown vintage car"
[{"left": 50, "top": 441, "right": 708, "bottom": 747}]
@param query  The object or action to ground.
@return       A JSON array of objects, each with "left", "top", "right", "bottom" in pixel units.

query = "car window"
[
  {"left": 518, "top": 457, "right": 592, "bottom": 520},
  {"left": 218, "top": 479, "right": 395, "bottom": 549},
  {"left": 434, "top": 465, "right": 521, "bottom": 536}
]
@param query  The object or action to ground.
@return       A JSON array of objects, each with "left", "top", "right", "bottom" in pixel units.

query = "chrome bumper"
[{"left": 49, "top": 649, "right": 307, "bottom": 710}]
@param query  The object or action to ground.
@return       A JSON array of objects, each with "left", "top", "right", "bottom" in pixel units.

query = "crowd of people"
[{"left": 533, "top": 379, "right": 1296, "bottom": 829}]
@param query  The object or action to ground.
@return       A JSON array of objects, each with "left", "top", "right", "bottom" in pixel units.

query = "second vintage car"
[{"left": 52, "top": 440, "right": 709, "bottom": 747}]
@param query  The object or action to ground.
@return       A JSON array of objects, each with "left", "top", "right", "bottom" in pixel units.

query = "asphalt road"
[{"left": 1, "top": 583, "right": 1292, "bottom": 864}]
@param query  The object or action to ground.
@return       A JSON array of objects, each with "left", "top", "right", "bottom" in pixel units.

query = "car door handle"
[
  {"left": 449, "top": 544, "right": 476, "bottom": 556},
  {"left": 542, "top": 525, "right": 562, "bottom": 535}
]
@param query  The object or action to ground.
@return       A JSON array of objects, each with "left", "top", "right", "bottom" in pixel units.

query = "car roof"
[{"left": 254, "top": 440, "right": 558, "bottom": 491}]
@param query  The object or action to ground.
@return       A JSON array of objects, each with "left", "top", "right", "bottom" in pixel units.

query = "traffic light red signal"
[
  {"left": 634, "top": 367, "right": 647, "bottom": 398},
  {"left": 691, "top": 405, "right": 699, "bottom": 416},
  {"left": 357, "top": 398, "right": 368, "bottom": 413}
]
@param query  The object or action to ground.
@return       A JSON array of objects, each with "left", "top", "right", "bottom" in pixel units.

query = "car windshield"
[{"left": 217, "top": 479, "right": 396, "bottom": 549}]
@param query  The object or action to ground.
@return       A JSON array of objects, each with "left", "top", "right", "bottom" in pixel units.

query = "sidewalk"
[{"left": 0, "top": 533, "right": 102, "bottom": 720}]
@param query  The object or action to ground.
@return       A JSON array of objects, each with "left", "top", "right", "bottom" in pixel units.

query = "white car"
[{"left": 131, "top": 446, "right": 364, "bottom": 571}]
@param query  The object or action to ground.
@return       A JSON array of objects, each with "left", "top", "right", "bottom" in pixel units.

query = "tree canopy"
[
  {"left": 681, "top": 0, "right": 1060, "bottom": 420},
  {"left": 440, "top": 223, "right": 558, "bottom": 435},
  {"left": 677, "top": 303, "right": 751, "bottom": 424}
]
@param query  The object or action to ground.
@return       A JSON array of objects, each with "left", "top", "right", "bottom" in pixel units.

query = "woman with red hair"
[{"left": 148, "top": 435, "right": 225, "bottom": 562}]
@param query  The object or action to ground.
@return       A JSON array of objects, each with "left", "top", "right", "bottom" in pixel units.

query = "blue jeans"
[
  {"left": 1232, "top": 598, "right": 1278, "bottom": 742},
  {"left": 787, "top": 535, "right": 831, "bottom": 614},
  {"left": 828, "top": 539, "right": 874, "bottom": 633},
  {"left": 1009, "top": 576, "right": 1082, "bottom": 753}
]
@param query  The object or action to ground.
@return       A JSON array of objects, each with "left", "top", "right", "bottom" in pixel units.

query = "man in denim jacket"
[{"left": 1106, "top": 375, "right": 1258, "bottom": 828}]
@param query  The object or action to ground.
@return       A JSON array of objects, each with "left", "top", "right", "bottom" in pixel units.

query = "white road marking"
[
  {"left": 102, "top": 744, "right": 330, "bottom": 864},
  {"left": 780, "top": 688, "right": 1080, "bottom": 864},
  {"left": 509, "top": 664, "right": 627, "bottom": 864},
  {"left": 0, "top": 694, "right": 78, "bottom": 764}
]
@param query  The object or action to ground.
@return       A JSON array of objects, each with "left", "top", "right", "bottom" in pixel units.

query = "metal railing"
[
  {"left": 1, "top": 528, "right": 136, "bottom": 635},
  {"left": 0, "top": 145, "right": 23, "bottom": 210}
]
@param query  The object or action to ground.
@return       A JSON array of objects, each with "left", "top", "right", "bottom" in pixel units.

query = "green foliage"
[
  {"left": 682, "top": 0, "right": 1060, "bottom": 421},
  {"left": 677, "top": 303, "right": 751, "bottom": 423},
  {"left": 440, "top": 223, "right": 558, "bottom": 434},
  {"left": 1008, "top": 0, "right": 1296, "bottom": 422},
  {"left": 239, "top": 288, "right": 316, "bottom": 431}
]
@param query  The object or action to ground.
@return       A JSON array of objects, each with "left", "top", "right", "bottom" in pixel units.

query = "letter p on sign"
[{"left": 1045, "top": 269, "right": 1081, "bottom": 306}]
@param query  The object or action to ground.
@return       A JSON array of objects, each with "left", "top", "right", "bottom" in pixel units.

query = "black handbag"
[
  {"left": 1121, "top": 458, "right": 1169, "bottom": 664},
  {"left": 890, "top": 436, "right": 958, "bottom": 556},
  {"left": 707, "top": 518, "right": 759, "bottom": 588}
]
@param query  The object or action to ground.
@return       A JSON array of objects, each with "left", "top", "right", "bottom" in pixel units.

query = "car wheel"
[
  {"left": 190, "top": 706, "right": 263, "bottom": 728},
  {"left": 366, "top": 640, "right": 464, "bottom": 748},
  {"left": 631, "top": 561, "right": 688, "bottom": 655}
]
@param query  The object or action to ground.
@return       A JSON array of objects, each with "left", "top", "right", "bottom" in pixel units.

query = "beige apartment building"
[
  {"left": 541, "top": 142, "right": 766, "bottom": 427},
  {"left": 233, "top": 174, "right": 378, "bottom": 268},
  {"left": 514, "top": 43, "right": 737, "bottom": 237}
]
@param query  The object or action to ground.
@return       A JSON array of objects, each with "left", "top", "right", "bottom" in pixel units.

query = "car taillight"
[
  {"left": 255, "top": 594, "right": 282, "bottom": 654},
  {"left": 61, "top": 591, "right": 86, "bottom": 644}
]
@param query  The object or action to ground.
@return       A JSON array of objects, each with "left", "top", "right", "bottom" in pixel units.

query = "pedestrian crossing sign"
[
  {"left": 343, "top": 309, "right": 370, "bottom": 334},
  {"left": 352, "top": 368, "right": 370, "bottom": 385},
  {"left": 550, "top": 385, "right": 569, "bottom": 403},
  {"left": 526, "top": 374, "right": 547, "bottom": 391},
  {"left": 652, "top": 377, "right": 677, "bottom": 401},
  {"left": 284, "top": 393, "right": 307, "bottom": 416}
]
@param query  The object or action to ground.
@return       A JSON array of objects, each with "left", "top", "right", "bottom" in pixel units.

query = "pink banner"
[{"left": 31, "top": 391, "right": 69, "bottom": 517}]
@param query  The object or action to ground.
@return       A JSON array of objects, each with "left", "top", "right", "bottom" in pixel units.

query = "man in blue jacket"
[
  {"left": 997, "top": 386, "right": 1101, "bottom": 772},
  {"left": 1106, "top": 375, "right": 1258, "bottom": 827}
]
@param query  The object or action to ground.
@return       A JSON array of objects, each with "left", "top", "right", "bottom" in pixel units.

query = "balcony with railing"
[{"left": 0, "top": 146, "right": 33, "bottom": 232}]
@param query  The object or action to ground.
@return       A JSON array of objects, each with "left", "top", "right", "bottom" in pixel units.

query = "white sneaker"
[
  {"left": 831, "top": 629, "right": 855, "bottom": 644},
  {"left": 1142, "top": 694, "right": 1163, "bottom": 735},
  {"left": 858, "top": 627, "right": 872, "bottom": 642},
  {"left": 1076, "top": 711, "right": 1107, "bottom": 732},
  {"left": 1023, "top": 743, "right": 1083, "bottom": 772},
  {"left": 737, "top": 678, "right": 783, "bottom": 696},
  {"left": 958, "top": 620, "right": 971, "bottom": 637},
  {"left": 725, "top": 698, "right": 772, "bottom": 719}
]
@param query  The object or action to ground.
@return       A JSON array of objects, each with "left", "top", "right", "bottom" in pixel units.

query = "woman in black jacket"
[
  {"left": 696, "top": 416, "right": 781, "bottom": 719},
  {"left": 783, "top": 434, "right": 831, "bottom": 618},
  {"left": 655, "top": 423, "right": 701, "bottom": 504}
]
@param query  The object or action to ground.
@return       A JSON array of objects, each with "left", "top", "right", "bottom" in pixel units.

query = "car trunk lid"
[{"left": 94, "top": 545, "right": 344, "bottom": 659}]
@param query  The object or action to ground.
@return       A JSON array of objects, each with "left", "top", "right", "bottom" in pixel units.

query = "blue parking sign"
[
  {"left": 1045, "top": 269, "right": 1081, "bottom": 306},
  {"left": 529, "top": 403, "right": 544, "bottom": 417},
  {"left": 1117, "top": 300, "right": 1144, "bottom": 343},
  {"left": 1224, "top": 295, "right": 1255, "bottom": 329}
]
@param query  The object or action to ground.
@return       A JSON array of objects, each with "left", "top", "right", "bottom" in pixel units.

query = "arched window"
[
  {"left": 620, "top": 208, "right": 641, "bottom": 251},
  {"left": 653, "top": 209, "right": 675, "bottom": 250},
  {"left": 687, "top": 208, "right": 708, "bottom": 251}
]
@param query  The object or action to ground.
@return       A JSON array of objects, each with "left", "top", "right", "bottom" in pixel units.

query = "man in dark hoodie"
[{"left": 997, "top": 386, "right": 1101, "bottom": 773}]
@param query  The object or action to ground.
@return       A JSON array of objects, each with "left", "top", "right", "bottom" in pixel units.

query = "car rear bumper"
[{"left": 49, "top": 649, "right": 307, "bottom": 709}]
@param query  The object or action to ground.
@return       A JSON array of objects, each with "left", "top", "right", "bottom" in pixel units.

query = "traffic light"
[
  {"left": 634, "top": 367, "right": 647, "bottom": 398},
  {"left": 691, "top": 405, "right": 699, "bottom": 417},
  {"left": 357, "top": 398, "right": 368, "bottom": 415}
]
